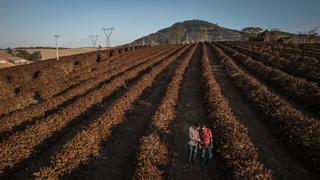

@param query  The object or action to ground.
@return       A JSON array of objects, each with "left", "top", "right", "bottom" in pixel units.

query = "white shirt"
[{"left": 188, "top": 126, "right": 200, "bottom": 146}]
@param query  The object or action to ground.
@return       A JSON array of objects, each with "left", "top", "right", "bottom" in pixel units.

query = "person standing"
[
  {"left": 188, "top": 123, "right": 201, "bottom": 164},
  {"left": 199, "top": 124, "right": 213, "bottom": 165}
]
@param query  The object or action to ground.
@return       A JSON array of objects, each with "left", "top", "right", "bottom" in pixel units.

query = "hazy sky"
[{"left": 1, "top": 0, "right": 319, "bottom": 48}]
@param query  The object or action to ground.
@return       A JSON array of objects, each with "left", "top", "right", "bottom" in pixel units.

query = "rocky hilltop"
[{"left": 130, "top": 19, "right": 244, "bottom": 45}]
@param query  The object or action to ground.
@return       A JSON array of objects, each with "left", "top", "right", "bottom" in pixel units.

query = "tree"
[
  {"left": 304, "top": 26, "right": 320, "bottom": 43},
  {"left": 241, "top": 27, "right": 263, "bottom": 34},
  {"left": 30, "top": 51, "right": 41, "bottom": 61},
  {"left": 306, "top": 26, "right": 319, "bottom": 36},
  {"left": 6, "top": 47, "right": 13, "bottom": 54},
  {"left": 15, "top": 49, "right": 41, "bottom": 61},
  {"left": 270, "top": 28, "right": 281, "bottom": 32},
  {"left": 242, "top": 27, "right": 264, "bottom": 40}
]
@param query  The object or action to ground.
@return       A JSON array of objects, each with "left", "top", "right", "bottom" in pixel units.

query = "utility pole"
[
  {"left": 102, "top": 27, "right": 115, "bottom": 47},
  {"left": 186, "top": 34, "right": 189, "bottom": 44},
  {"left": 205, "top": 27, "right": 209, "bottom": 41},
  {"left": 54, "top": 35, "right": 61, "bottom": 60},
  {"left": 142, "top": 37, "right": 145, "bottom": 46},
  {"left": 89, "top": 35, "right": 98, "bottom": 48}
]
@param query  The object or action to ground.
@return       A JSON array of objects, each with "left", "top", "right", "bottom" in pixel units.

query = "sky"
[{"left": 0, "top": 0, "right": 319, "bottom": 48}]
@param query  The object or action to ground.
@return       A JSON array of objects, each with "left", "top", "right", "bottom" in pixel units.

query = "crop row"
[
  {"left": 289, "top": 43, "right": 320, "bottom": 49},
  {"left": 133, "top": 44, "right": 197, "bottom": 179},
  {"left": 40, "top": 45, "right": 173, "bottom": 99},
  {"left": 0, "top": 45, "right": 129, "bottom": 113},
  {"left": 242, "top": 42, "right": 319, "bottom": 65},
  {"left": 247, "top": 42, "right": 320, "bottom": 59},
  {"left": 209, "top": 43, "right": 320, "bottom": 172},
  {"left": 272, "top": 43, "right": 320, "bottom": 59},
  {"left": 0, "top": 48, "right": 119, "bottom": 101},
  {"left": 42, "top": 45, "right": 175, "bottom": 97},
  {"left": 0, "top": 45, "right": 183, "bottom": 136},
  {"left": 215, "top": 42, "right": 320, "bottom": 114},
  {"left": 0, "top": 45, "right": 147, "bottom": 93},
  {"left": 222, "top": 42, "right": 319, "bottom": 84},
  {"left": 233, "top": 42, "right": 319, "bottom": 80},
  {"left": 0, "top": 45, "right": 180, "bottom": 129},
  {"left": 0, "top": 45, "right": 173, "bottom": 115},
  {"left": 201, "top": 43, "right": 272, "bottom": 179},
  {"left": 32, "top": 45, "right": 190, "bottom": 179},
  {"left": 65, "top": 45, "right": 173, "bottom": 82},
  {"left": 0, "top": 45, "right": 189, "bottom": 175}
]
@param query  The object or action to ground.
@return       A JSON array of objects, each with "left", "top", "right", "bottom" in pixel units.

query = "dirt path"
[
  {"left": 166, "top": 46, "right": 226, "bottom": 179},
  {"left": 67, "top": 48, "right": 189, "bottom": 180},
  {"left": 206, "top": 44, "right": 319, "bottom": 179}
]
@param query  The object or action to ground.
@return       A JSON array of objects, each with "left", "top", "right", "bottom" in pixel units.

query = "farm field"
[
  {"left": 0, "top": 42, "right": 319, "bottom": 179},
  {"left": 0, "top": 61, "right": 15, "bottom": 69},
  {"left": 23, "top": 47, "right": 108, "bottom": 60},
  {"left": 0, "top": 51, "right": 16, "bottom": 68}
]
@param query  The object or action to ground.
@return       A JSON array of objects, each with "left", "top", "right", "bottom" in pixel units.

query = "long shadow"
[
  {"left": 62, "top": 46, "right": 190, "bottom": 180},
  {"left": 0, "top": 56, "right": 167, "bottom": 179}
]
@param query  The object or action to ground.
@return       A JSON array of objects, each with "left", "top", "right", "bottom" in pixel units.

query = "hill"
[
  {"left": 130, "top": 19, "right": 243, "bottom": 45},
  {"left": 129, "top": 19, "right": 320, "bottom": 45}
]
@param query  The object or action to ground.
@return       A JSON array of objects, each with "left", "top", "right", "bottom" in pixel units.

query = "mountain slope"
[{"left": 130, "top": 20, "right": 243, "bottom": 45}]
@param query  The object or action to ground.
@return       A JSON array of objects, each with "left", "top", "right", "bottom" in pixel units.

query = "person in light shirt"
[{"left": 188, "top": 123, "right": 201, "bottom": 164}]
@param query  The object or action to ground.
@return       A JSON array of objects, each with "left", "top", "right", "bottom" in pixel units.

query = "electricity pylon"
[
  {"left": 102, "top": 27, "right": 115, "bottom": 47},
  {"left": 89, "top": 35, "right": 98, "bottom": 48}
]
